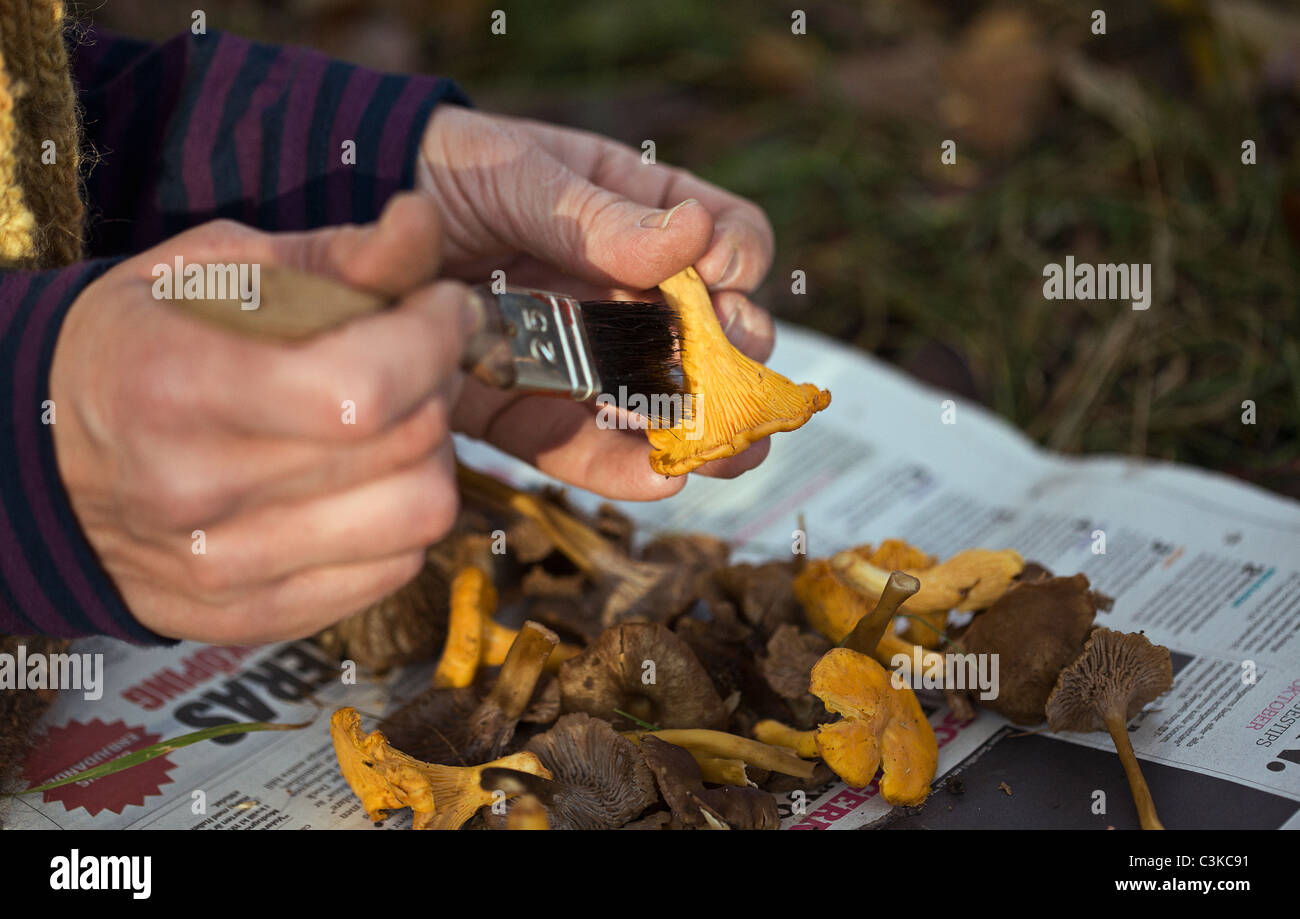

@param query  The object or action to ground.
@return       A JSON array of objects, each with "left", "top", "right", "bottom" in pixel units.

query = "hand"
[
  {"left": 418, "top": 106, "right": 778, "bottom": 500},
  {"left": 49, "top": 195, "right": 475, "bottom": 644}
]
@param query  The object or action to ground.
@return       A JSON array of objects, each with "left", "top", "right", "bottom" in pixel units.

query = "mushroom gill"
[
  {"left": 1045, "top": 628, "right": 1173, "bottom": 830},
  {"left": 645, "top": 267, "right": 830, "bottom": 476}
]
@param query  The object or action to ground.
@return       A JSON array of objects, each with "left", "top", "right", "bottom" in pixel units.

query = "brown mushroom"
[
  {"left": 458, "top": 464, "right": 696, "bottom": 625},
  {"left": 381, "top": 621, "right": 558, "bottom": 764},
  {"left": 316, "top": 553, "right": 449, "bottom": 671},
  {"left": 480, "top": 713, "right": 659, "bottom": 830},
  {"left": 1045, "top": 628, "right": 1173, "bottom": 830},
  {"left": 559, "top": 623, "right": 728, "bottom": 730},
  {"left": 638, "top": 735, "right": 780, "bottom": 829},
  {"left": 760, "top": 624, "right": 832, "bottom": 700},
  {"left": 958, "top": 573, "right": 1099, "bottom": 724},
  {"left": 713, "top": 561, "right": 803, "bottom": 635}
]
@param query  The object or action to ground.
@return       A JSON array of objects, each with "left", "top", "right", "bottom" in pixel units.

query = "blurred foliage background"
[{"left": 86, "top": 0, "right": 1300, "bottom": 497}]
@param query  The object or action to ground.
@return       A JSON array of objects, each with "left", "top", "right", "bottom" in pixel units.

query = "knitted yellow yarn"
[
  {"left": 0, "top": 0, "right": 81, "bottom": 823},
  {"left": 0, "top": 0, "right": 83, "bottom": 269}
]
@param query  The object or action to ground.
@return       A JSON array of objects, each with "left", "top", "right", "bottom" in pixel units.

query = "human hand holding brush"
[
  {"left": 418, "top": 107, "right": 778, "bottom": 498},
  {"left": 49, "top": 122, "right": 778, "bottom": 643}
]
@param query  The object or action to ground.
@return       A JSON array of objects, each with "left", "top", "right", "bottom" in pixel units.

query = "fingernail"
[
  {"left": 714, "top": 247, "right": 741, "bottom": 289},
  {"left": 461, "top": 288, "right": 489, "bottom": 336},
  {"left": 638, "top": 198, "right": 697, "bottom": 230},
  {"left": 722, "top": 301, "right": 742, "bottom": 338},
  {"left": 460, "top": 289, "right": 516, "bottom": 387}
]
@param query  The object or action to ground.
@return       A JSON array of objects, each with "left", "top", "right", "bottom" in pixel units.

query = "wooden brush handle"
[
  {"left": 167, "top": 265, "right": 517, "bottom": 387},
  {"left": 167, "top": 265, "right": 389, "bottom": 342}
]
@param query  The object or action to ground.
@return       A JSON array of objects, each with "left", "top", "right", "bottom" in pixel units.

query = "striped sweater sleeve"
[
  {"left": 74, "top": 27, "right": 471, "bottom": 252},
  {"left": 0, "top": 28, "right": 469, "bottom": 643}
]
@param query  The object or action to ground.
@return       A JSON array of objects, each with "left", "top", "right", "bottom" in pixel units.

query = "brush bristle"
[{"left": 581, "top": 299, "right": 689, "bottom": 426}]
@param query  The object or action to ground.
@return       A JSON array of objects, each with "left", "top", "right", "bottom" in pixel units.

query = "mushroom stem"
[
  {"left": 486, "top": 621, "right": 559, "bottom": 722},
  {"left": 506, "top": 795, "right": 550, "bottom": 830},
  {"left": 457, "top": 464, "right": 622, "bottom": 579},
  {"left": 874, "top": 633, "right": 947, "bottom": 681},
  {"left": 461, "top": 621, "right": 558, "bottom": 763},
  {"left": 433, "top": 565, "right": 491, "bottom": 689},
  {"left": 624, "top": 729, "right": 815, "bottom": 779},
  {"left": 483, "top": 621, "right": 580, "bottom": 673},
  {"left": 752, "top": 720, "right": 820, "bottom": 758},
  {"left": 694, "top": 756, "right": 750, "bottom": 787},
  {"left": 841, "top": 570, "right": 920, "bottom": 656},
  {"left": 458, "top": 463, "right": 677, "bottom": 622},
  {"left": 830, "top": 550, "right": 891, "bottom": 597},
  {"left": 1104, "top": 711, "right": 1164, "bottom": 831}
]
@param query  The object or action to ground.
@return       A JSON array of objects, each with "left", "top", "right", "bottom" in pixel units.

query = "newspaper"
[{"left": 7, "top": 323, "right": 1299, "bottom": 830}]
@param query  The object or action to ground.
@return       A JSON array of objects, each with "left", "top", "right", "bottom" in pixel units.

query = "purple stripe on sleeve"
[
  {"left": 326, "top": 67, "right": 382, "bottom": 226},
  {"left": 273, "top": 50, "right": 329, "bottom": 231},
  {"left": 181, "top": 33, "right": 250, "bottom": 215},
  {"left": 12, "top": 271, "right": 120, "bottom": 635},
  {"left": 376, "top": 76, "right": 442, "bottom": 200},
  {"left": 233, "top": 46, "right": 291, "bottom": 226},
  {"left": 0, "top": 273, "right": 48, "bottom": 633}
]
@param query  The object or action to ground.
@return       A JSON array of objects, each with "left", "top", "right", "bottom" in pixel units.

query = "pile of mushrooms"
[{"left": 321, "top": 470, "right": 1170, "bottom": 829}]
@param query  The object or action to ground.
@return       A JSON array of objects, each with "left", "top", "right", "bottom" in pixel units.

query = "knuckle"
[
  {"left": 141, "top": 467, "right": 226, "bottom": 530},
  {"left": 331, "top": 370, "right": 389, "bottom": 437},
  {"left": 186, "top": 551, "right": 238, "bottom": 598},
  {"left": 399, "top": 465, "right": 460, "bottom": 546}
]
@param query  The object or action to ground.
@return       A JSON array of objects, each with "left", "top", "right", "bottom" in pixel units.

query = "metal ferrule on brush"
[{"left": 469, "top": 285, "right": 603, "bottom": 400}]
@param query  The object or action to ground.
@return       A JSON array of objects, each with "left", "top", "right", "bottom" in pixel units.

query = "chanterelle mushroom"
[
  {"left": 831, "top": 546, "right": 1023, "bottom": 618},
  {"left": 480, "top": 713, "right": 658, "bottom": 830},
  {"left": 1045, "top": 628, "right": 1173, "bottom": 830},
  {"left": 329, "top": 707, "right": 551, "bottom": 829},
  {"left": 793, "top": 540, "right": 933, "bottom": 642},
  {"left": 559, "top": 622, "right": 728, "bottom": 729},
  {"left": 810, "top": 648, "right": 938, "bottom": 806},
  {"left": 645, "top": 267, "right": 830, "bottom": 476}
]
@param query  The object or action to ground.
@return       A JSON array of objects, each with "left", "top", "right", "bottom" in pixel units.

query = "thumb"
[
  {"left": 178, "top": 192, "right": 444, "bottom": 299},
  {"left": 505, "top": 158, "right": 714, "bottom": 289}
]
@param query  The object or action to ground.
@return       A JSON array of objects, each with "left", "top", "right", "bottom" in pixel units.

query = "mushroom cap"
[
  {"left": 638, "top": 735, "right": 779, "bottom": 829},
  {"left": 960, "top": 573, "right": 1098, "bottom": 725},
  {"left": 1046, "top": 628, "right": 1173, "bottom": 733},
  {"left": 645, "top": 267, "right": 830, "bottom": 476},
  {"left": 809, "top": 648, "right": 938, "bottom": 806},
  {"left": 378, "top": 685, "right": 481, "bottom": 764},
  {"left": 714, "top": 560, "right": 802, "bottom": 634},
  {"left": 559, "top": 623, "right": 728, "bottom": 729},
  {"left": 793, "top": 541, "right": 937, "bottom": 642},
  {"left": 793, "top": 557, "right": 872, "bottom": 643},
  {"left": 760, "top": 624, "right": 832, "bottom": 700},
  {"left": 639, "top": 735, "right": 711, "bottom": 826},
  {"left": 329, "top": 707, "right": 552, "bottom": 830},
  {"left": 317, "top": 556, "right": 449, "bottom": 671},
  {"left": 510, "top": 713, "right": 658, "bottom": 829}
]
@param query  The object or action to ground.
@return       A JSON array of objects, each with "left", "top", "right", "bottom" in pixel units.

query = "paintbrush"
[{"left": 168, "top": 264, "right": 686, "bottom": 415}]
